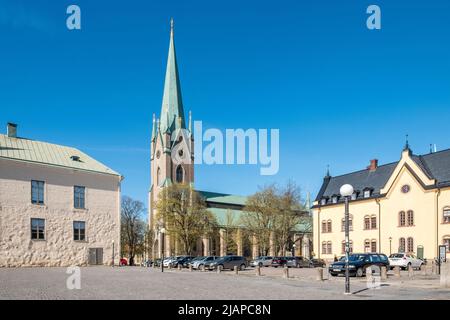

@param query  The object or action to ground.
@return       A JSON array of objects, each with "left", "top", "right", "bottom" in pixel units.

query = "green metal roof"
[
  {"left": 198, "top": 190, "right": 247, "bottom": 206},
  {"left": 0, "top": 134, "right": 121, "bottom": 177},
  {"left": 207, "top": 206, "right": 312, "bottom": 232},
  {"left": 159, "top": 19, "right": 185, "bottom": 134}
]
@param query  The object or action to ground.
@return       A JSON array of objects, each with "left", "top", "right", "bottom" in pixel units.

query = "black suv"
[{"left": 329, "top": 253, "right": 389, "bottom": 277}]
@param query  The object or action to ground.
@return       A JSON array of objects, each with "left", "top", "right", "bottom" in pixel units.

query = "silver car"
[
  {"left": 192, "top": 256, "right": 218, "bottom": 270},
  {"left": 250, "top": 256, "right": 273, "bottom": 267},
  {"left": 209, "top": 256, "right": 247, "bottom": 271}
]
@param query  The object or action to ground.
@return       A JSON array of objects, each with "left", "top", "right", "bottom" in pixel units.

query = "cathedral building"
[{"left": 149, "top": 20, "right": 311, "bottom": 259}]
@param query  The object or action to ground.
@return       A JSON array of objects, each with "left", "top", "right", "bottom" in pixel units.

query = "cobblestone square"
[{"left": 0, "top": 266, "right": 449, "bottom": 300}]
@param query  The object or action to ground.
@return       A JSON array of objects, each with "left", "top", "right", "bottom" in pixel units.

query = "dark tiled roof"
[{"left": 315, "top": 148, "right": 450, "bottom": 204}]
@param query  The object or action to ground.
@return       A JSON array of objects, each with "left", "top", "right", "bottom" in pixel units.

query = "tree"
[
  {"left": 241, "top": 182, "right": 305, "bottom": 256},
  {"left": 121, "top": 196, "right": 146, "bottom": 266},
  {"left": 273, "top": 181, "right": 303, "bottom": 255},
  {"left": 154, "top": 184, "right": 216, "bottom": 256},
  {"left": 240, "top": 184, "right": 278, "bottom": 256}
]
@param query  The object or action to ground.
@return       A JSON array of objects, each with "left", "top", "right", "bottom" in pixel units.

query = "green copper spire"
[{"left": 159, "top": 18, "right": 185, "bottom": 134}]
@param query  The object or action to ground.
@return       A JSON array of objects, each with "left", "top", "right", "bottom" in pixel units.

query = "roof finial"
[
  {"left": 170, "top": 18, "right": 174, "bottom": 34},
  {"left": 404, "top": 134, "right": 409, "bottom": 151},
  {"left": 326, "top": 164, "right": 330, "bottom": 177}
]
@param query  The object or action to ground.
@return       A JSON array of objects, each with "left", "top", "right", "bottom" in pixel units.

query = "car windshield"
[
  {"left": 389, "top": 254, "right": 404, "bottom": 258},
  {"left": 339, "top": 255, "right": 366, "bottom": 262}
]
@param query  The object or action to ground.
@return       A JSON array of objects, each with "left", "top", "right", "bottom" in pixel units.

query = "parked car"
[
  {"left": 119, "top": 258, "right": 128, "bottom": 266},
  {"left": 250, "top": 256, "right": 273, "bottom": 267},
  {"left": 192, "top": 256, "right": 218, "bottom": 270},
  {"left": 271, "top": 257, "right": 288, "bottom": 268},
  {"left": 388, "top": 253, "right": 424, "bottom": 270},
  {"left": 185, "top": 256, "right": 205, "bottom": 268},
  {"left": 285, "top": 256, "right": 313, "bottom": 268},
  {"left": 209, "top": 256, "right": 247, "bottom": 271},
  {"left": 170, "top": 256, "right": 195, "bottom": 268},
  {"left": 329, "top": 253, "right": 390, "bottom": 277},
  {"left": 310, "top": 258, "right": 326, "bottom": 268},
  {"left": 162, "top": 256, "right": 176, "bottom": 267}
]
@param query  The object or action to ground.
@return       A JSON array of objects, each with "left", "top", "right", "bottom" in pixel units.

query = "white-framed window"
[
  {"left": 331, "top": 196, "right": 338, "bottom": 204},
  {"left": 363, "top": 189, "right": 371, "bottom": 198},
  {"left": 443, "top": 236, "right": 450, "bottom": 253},
  {"left": 74, "top": 186, "right": 85, "bottom": 209},
  {"left": 443, "top": 207, "right": 450, "bottom": 224},
  {"left": 31, "top": 180, "right": 45, "bottom": 205},
  {"left": 73, "top": 221, "right": 86, "bottom": 241},
  {"left": 31, "top": 218, "right": 45, "bottom": 240}
]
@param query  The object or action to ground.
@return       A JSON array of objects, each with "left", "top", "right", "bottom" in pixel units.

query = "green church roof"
[{"left": 159, "top": 18, "right": 185, "bottom": 134}]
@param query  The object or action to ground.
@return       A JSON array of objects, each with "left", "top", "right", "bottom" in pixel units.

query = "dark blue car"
[{"left": 329, "top": 253, "right": 389, "bottom": 277}]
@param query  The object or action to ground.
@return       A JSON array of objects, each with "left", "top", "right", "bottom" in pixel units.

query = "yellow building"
[{"left": 312, "top": 144, "right": 450, "bottom": 261}]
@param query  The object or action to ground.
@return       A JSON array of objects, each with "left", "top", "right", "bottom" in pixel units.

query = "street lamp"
[
  {"left": 292, "top": 244, "right": 297, "bottom": 256},
  {"left": 340, "top": 183, "right": 354, "bottom": 295},
  {"left": 160, "top": 227, "right": 166, "bottom": 272},
  {"left": 389, "top": 237, "right": 392, "bottom": 255}
]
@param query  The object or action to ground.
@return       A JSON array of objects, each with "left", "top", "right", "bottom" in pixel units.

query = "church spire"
[{"left": 159, "top": 18, "right": 185, "bottom": 134}]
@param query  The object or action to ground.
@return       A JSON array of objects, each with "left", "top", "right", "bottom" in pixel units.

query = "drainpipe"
[
  {"left": 376, "top": 199, "right": 381, "bottom": 253},
  {"left": 317, "top": 208, "right": 321, "bottom": 259},
  {"left": 436, "top": 189, "right": 441, "bottom": 259}
]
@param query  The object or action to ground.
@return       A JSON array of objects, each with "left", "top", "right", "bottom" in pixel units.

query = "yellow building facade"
[{"left": 313, "top": 146, "right": 450, "bottom": 261}]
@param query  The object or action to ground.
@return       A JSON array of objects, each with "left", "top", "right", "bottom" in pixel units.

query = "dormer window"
[
  {"left": 351, "top": 192, "right": 358, "bottom": 200},
  {"left": 331, "top": 195, "right": 339, "bottom": 204},
  {"left": 363, "top": 188, "right": 372, "bottom": 198},
  {"left": 320, "top": 198, "right": 328, "bottom": 206}
]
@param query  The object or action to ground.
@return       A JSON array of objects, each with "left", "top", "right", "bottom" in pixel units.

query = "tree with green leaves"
[{"left": 154, "top": 183, "right": 216, "bottom": 256}]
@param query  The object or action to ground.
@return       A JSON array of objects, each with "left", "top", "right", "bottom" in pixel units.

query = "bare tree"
[
  {"left": 121, "top": 196, "right": 146, "bottom": 266},
  {"left": 154, "top": 184, "right": 216, "bottom": 255},
  {"left": 241, "top": 182, "right": 305, "bottom": 256}
]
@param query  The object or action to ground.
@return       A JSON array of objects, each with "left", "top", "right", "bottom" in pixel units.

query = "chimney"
[
  {"left": 7, "top": 123, "right": 17, "bottom": 138},
  {"left": 367, "top": 159, "right": 378, "bottom": 171}
]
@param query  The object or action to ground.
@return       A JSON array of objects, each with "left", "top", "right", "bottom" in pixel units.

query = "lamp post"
[
  {"left": 112, "top": 240, "right": 115, "bottom": 267},
  {"left": 340, "top": 184, "right": 354, "bottom": 295},
  {"left": 292, "top": 244, "right": 296, "bottom": 256},
  {"left": 160, "top": 227, "right": 166, "bottom": 272},
  {"left": 389, "top": 237, "right": 392, "bottom": 255}
]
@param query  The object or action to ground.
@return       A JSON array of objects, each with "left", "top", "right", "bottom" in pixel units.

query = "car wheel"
[
  {"left": 330, "top": 273, "right": 338, "bottom": 277},
  {"left": 258, "top": 262, "right": 263, "bottom": 267},
  {"left": 356, "top": 268, "right": 364, "bottom": 277},
  {"left": 240, "top": 264, "right": 246, "bottom": 271},
  {"left": 200, "top": 264, "right": 205, "bottom": 271},
  {"left": 296, "top": 263, "right": 300, "bottom": 268}
]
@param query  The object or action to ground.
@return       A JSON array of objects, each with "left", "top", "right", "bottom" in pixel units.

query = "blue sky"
[{"left": 1, "top": 0, "right": 450, "bottom": 208}]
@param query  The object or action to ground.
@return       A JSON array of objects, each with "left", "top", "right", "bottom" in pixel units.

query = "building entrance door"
[{"left": 88, "top": 248, "right": 104, "bottom": 265}]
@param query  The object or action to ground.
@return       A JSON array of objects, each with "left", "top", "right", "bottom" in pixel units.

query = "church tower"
[{"left": 149, "top": 19, "right": 194, "bottom": 256}]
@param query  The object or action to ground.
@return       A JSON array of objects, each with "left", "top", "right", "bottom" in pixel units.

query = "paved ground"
[{"left": 0, "top": 266, "right": 448, "bottom": 300}]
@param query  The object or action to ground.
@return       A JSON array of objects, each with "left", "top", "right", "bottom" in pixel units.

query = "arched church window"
[
  {"left": 157, "top": 167, "right": 161, "bottom": 186},
  {"left": 176, "top": 165, "right": 184, "bottom": 183}
]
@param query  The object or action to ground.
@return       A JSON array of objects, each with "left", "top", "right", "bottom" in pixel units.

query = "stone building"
[
  {"left": 149, "top": 20, "right": 311, "bottom": 259},
  {"left": 313, "top": 143, "right": 450, "bottom": 261},
  {"left": 0, "top": 123, "right": 122, "bottom": 267}
]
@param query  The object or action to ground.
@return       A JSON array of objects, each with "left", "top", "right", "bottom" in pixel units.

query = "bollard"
[
  {"left": 408, "top": 265, "right": 414, "bottom": 278},
  {"left": 234, "top": 266, "right": 239, "bottom": 275},
  {"left": 381, "top": 266, "right": 387, "bottom": 281},
  {"left": 178, "top": 264, "right": 182, "bottom": 271},
  {"left": 421, "top": 264, "right": 427, "bottom": 276},
  {"left": 316, "top": 268, "right": 324, "bottom": 281},
  {"left": 217, "top": 265, "right": 222, "bottom": 274},
  {"left": 366, "top": 266, "right": 373, "bottom": 282},
  {"left": 256, "top": 266, "right": 261, "bottom": 276},
  {"left": 168, "top": 264, "right": 172, "bottom": 270},
  {"left": 431, "top": 261, "right": 437, "bottom": 275},
  {"left": 440, "top": 262, "right": 450, "bottom": 288},
  {"left": 189, "top": 265, "right": 193, "bottom": 272},
  {"left": 394, "top": 266, "right": 401, "bottom": 277},
  {"left": 324, "top": 263, "right": 330, "bottom": 280},
  {"left": 283, "top": 266, "right": 289, "bottom": 279}
]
